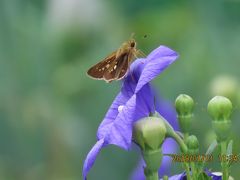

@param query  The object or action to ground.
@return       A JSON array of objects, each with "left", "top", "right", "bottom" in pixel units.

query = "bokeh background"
[{"left": 1, "top": 0, "right": 240, "bottom": 179}]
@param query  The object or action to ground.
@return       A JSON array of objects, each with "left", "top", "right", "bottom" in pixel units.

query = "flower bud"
[
  {"left": 210, "top": 75, "right": 238, "bottom": 102},
  {"left": 175, "top": 94, "right": 194, "bottom": 116},
  {"left": 133, "top": 116, "right": 166, "bottom": 151},
  {"left": 207, "top": 96, "right": 232, "bottom": 121},
  {"left": 133, "top": 117, "right": 166, "bottom": 174},
  {"left": 175, "top": 94, "right": 194, "bottom": 133},
  {"left": 186, "top": 135, "right": 199, "bottom": 155},
  {"left": 207, "top": 96, "right": 233, "bottom": 142}
]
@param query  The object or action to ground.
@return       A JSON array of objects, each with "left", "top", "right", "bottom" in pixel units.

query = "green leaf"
[
  {"left": 198, "top": 140, "right": 218, "bottom": 170},
  {"left": 206, "top": 139, "right": 218, "bottom": 155}
]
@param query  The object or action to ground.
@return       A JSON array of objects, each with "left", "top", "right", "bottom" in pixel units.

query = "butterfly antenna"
[{"left": 130, "top": 33, "right": 135, "bottom": 39}]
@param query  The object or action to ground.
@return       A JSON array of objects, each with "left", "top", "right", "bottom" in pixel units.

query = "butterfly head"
[{"left": 129, "top": 39, "right": 136, "bottom": 48}]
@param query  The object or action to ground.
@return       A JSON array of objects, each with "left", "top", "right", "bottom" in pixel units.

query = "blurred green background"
[{"left": 0, "top": 0, "right": 240, "bottom": 179}]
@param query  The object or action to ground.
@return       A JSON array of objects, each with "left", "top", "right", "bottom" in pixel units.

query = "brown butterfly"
[{"left": 87, "top": 38, "right": 142, "bottom": 83}]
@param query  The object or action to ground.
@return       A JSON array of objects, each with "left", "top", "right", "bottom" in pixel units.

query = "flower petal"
[
  {"left": 97, "top": 94, "right": 137, "bottom": 150},
  {"left": 159, "top": 138, "right": 178, "bottom": 177},
  {"left": 155, "top": 96, "right": 179, "bottom": 130},
  {"left": 135, "top": 46, "right": 179, "bottom": 93},
  {"left": 104, "top": 95, "right": 137, "bottom": 150},
  {"left": 97, "top": 92, "right": 129, "bottom": 139},
  {"left": 134, "top": 84, "right": 155, "bottom": 119},
  {"left": 130, "top": 158, "right": 145, "bottom": 180},
  {"left": 82, "top": 139, "right": 105, "bottom": 180},
  {"left": 166, "top": 172, "right": 186, "bottom": 180},
  {"left": 205, "top": 170, "right": 223, "bottom": 180}
]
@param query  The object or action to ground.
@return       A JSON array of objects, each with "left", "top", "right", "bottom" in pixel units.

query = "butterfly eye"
[{"left": 130, "top": 42, "right": 135, "bottom": 47}]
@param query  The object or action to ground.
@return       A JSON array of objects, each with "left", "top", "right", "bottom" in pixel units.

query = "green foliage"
[{"left": 0, "top": 0, "right": 240, "bottom": 179}]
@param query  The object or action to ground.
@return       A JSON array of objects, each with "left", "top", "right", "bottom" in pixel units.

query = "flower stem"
[
  {"left": 142, "top": 149, "right": 162, "bottom": 180},
  {"left": 163, "top": 121, "right": 192, "bottom": 179},
  {"left": 221, "top": 141, "right": 229, "bottom": 180},
  {"left": 183, "top": 163, "right": 192, "bottom": 180},
  {"left": 184, "top": 133, "right": 197, "bottom": 180},
  {"left": 144, "top": 169, "right": 159, "bottom": 180},
  {"left": 165, "top": 122, "right": 188, "bottom": 153},
  {"left": 190, "top": 162, "right": 197, "bottom": 180}
]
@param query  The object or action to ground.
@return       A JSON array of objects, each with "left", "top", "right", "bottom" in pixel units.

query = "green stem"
[
  {"left": 183, "top": 162, "right": 192, "bottom": 180},
  {"left": 144, "top": 169, "right": 158, "bottom": 180},
  {"left": 171, "top": 132, "right": 192, "bottom": 179},
  {"left": 183, "top": 132, "right": 189, "bottom": 142},
  {"left": 167, "top": 128, "right": 188, "bottom": 154},
  {"left": 221, "top": 141, "right": 229, "bottom": 180},
  {"left": 190, "top": 162, "right": 197, "bottom": 180},
  {"left": 183, "top": 133, "right": 197, "bottom": 180},
  {"left": 163, "top": 121, "right": 192, "bottom": 179},
  {"left": 142, "top": 149, "right": 162, "bottom": 180}
]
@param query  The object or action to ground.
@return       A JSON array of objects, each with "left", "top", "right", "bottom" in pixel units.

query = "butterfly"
[{"left": 87, "top": 38, "right": 143, "bottom": 83}]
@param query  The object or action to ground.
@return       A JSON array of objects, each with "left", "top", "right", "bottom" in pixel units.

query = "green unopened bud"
[
  {"left": 133, "top": 116, "right": 166, "bottom": 151},
  {"left": 207, "top": 96, "right": 232, "bottom": 121},
  {"left": 210, "top": 75, "right": 238, "bottom": 102},
  {"left": 133, "top": 116, "right": 166, "bottom": 177},
  {"left": 207, "top": 96, "right": 233, "bottom": 142},
  {"left": 186, "top": 135, "right": 199, "bottom": 155},
  {"left": 175, "top": 94, "right": 194, "bottom": 133},
  {"left": 175, "top": 94, "right": 194, "bottom": 115}
]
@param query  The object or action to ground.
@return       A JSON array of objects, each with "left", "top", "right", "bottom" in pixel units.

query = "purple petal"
[
  {"left": 82, "top": 139, "right": 105, "bottom": 180},
  {"left": 104, "top": 95, "right": 137, "bottom": 150},
  {"left": 130, "top": 158, "right": 145, "bottom": 180},
  {"left": 97, "top": 95, "right": 137, "bottom": 150},
  {"left": 155, "top": 96, "right": 179, "bottom": 130},
  {"left": 98, "top": 80, "right": 158, "bottom": 150},
  {"left": 97, "top": 92, "right": 129, "bottom": 140},
  {"left": 166, "top": 172, "right": 186, "bottom": 180},
  {"left": 147, "top": 45, "right": 178, "bottom": 61},
  {"left": 128, "top": 58, "right": 147, "bottom": 80},
  {"left": 135, "top": 46, "right": 179, "bottom": 93},
  {"left": 205, "top": 170, "right": 223, "bottom": 180},
  {"left": 164, "top": 170, "right": 223, "bottom": 180},
  {"left": 134, "top": 84, "right": 155, "bottom": 120},
  {"left": 159, "top": 138, "right": 178, "bottom": 177}
]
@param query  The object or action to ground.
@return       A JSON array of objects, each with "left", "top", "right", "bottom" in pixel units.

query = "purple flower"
[
  {"left": 83, "top": 46, "right": 179, "bottom": 180},
  {"left": 162, "top": 170, "right": 223, "bottom": 180}
]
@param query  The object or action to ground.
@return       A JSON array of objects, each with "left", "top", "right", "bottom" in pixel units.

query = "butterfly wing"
[
  {"left": 103, "top": 53, "right": 129, "bottom": 82},
  {"left": 87, "top": 52, "right": 117, "bottom": 79}
]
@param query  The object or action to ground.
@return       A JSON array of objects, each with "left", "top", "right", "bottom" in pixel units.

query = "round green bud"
[
  {"left": 175, "top": 94, "right": 194, "bottom": 116},
  {"left": 175, "top": 94, "right": 194, "bottom": 133},
  {"left": 186, "top": 135, "right": 199, "bottom": 155},
  {"left": 207, "top": 96, "right": 232, "bottom": 121},
  {"left": 133, "top": 116, "right": 166, "bottom": 151},
  {"left": 210, "top": 75, "right": 238, "bottom": 101}
]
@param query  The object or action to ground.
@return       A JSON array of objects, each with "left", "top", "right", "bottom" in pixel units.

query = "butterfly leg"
[{"left": 135, "top": 49, "right": 146, "bottom": 58}]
